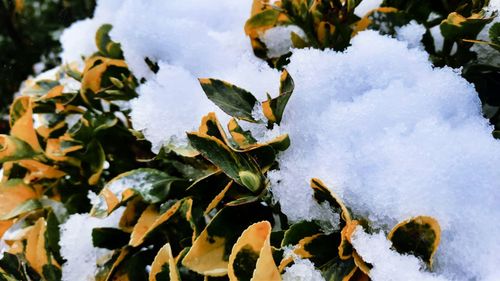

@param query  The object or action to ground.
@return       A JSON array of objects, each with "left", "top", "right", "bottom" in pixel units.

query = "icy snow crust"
[{"left": 57, "top": 0, "right": 500, "bottom": 280}]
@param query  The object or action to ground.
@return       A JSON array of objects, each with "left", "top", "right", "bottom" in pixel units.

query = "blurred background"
[{"left": 0, "top": 0, "right": 96, "bottom": 133}]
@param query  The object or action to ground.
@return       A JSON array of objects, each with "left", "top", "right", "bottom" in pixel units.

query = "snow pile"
[
  {"left": 268, "top": 30, "right": 500, "bottom": 280},
  {"left": 59, "top": 208, "right": 124, "bottom": 281},
  {"left": 351, "top": 228, "right": 448, "bottom": 281},
  {"left": 395, "top": 21, "right": 426, "bottom": 48},
  {"left": 282, "top": 258, "right": 325, "bottom": 281},
  {"left": 110, "top": 0, "right": 280, "bottom": 151}
]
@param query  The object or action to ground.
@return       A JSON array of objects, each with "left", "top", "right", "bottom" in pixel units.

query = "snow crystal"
[
  {"left": 260, "top": 25, "right": 306, "bottom": 58},
  {"left": 395, "top": 20, "right": 426, "bottom": 48},
  {"left": 351, "top": 227, "right": 448, "bottom": 281},
  {"left": 282, "top": 257, "right": 325, "bottom": 281},
  {"left": 270, "top": 30, "right": 500, "bottom": 280},
  {"left": 59, "top": 208, "right": 124, "bottom": 281}
]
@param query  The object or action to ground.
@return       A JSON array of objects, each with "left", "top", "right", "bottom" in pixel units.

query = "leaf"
[
  {"left": 228, "top": 221, "right": 280, "bottom": 281},
  {"left": 310, "top": 178, "right": 352, "bottom": 227},
  {"left": 26, "top": 218, "right": 59, "bottom": 277},
  {"left": 388, "top": 216, "right": 441, "bottom": 268},
  {"left": 86, "top": 140, "right": 105, "bottom": 186},
  {"left": 440, "top": 12, "right": 494, "bottom": 40},
  {"left": 95, "top": 24, "right": 123, "bottom": 59},
  {"left": 489, "top": 22, "right": 500, "bottom": 51},
  {"left": 320, "top": 257, "right": 357, "bottom": 281},
  {"left": 0, "top": 135, "right": 37, "bottom": 164},
  {"left": 0, "top": 199, "right": 41, "bottom": 220},
  {"left": 0, "top": 180, "right": 37, "bottom": 219},
  {"left": 149, "top": 243, "right": 180, "bottom": 281},
  {"left": 92, "top": 168, "right": 182, "bottom": 216},
  {"left": 187, "top": 132, "right": 264, "bottom": 192},
  {"left": 92, "top": 228, "right": 130, "bottom": 250},
  {"left": 182, "top": 203, "right": 273, "bottom": 276},
  {"left": 9, "top": 96, "right": 42, "bottom": 152},
  {"left": 129, "top": 199, "right": 197, "bottom": 248},
  {"left": 262, "top": 70, "right": 294, "bottom": 125},
  {"left": 245, "top": 8, "right": 290, "bottom": 39},
  {"left": 198, "top": 78, "right": 258, "bottom": 122},
  {"left": 281, "top": 221, "right": 321, "bottom": 247},
  {"left": 227, "top": 118, "right": 257, "bottom": 149}
]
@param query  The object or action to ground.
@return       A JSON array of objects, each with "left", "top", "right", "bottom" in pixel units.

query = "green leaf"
[
  {"left": 182, "top": 203, "right": 273, "bottom": 276},
  {"left": 95, "top": 24, "right": 123, "bottom": 59},
  {"left": 282, "top": 221, "right": 321, "bottom": 247},
  {"left": 92, "top": 227, "right": 130, "bottom": 250},
  {"left": 262, "top": 70, "right": 294, "bottom": 125},
  {"left": 199, "top": 78, "right": 258, "bottom": 122},
  {"left": 92, "top": 168, "right": 183, "bottom": 216},
  {"left": 489, "top": 22, "right": 500, "bottom": 51},
  {"left": 388, "top": 216, "right": 441, "bottom": 268},
  {"left": 440, "top": 12, "right": 494, "bottom": 40},
  {"left": 0, "top": 199, "right": 41, "bottom": 220},
  {"left": 187, "top": 132, "right": 264, "bottom": 192},
  {"left": 42, "top": 264, "right": 61, "bottom": 281},
  {"left": 0, "top": 135, "right": 37, "bottom": 164}
]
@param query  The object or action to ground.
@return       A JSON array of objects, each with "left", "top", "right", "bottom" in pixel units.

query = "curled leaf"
[{"left": 388, "top": 216, "right": 441, "bottom": 268}]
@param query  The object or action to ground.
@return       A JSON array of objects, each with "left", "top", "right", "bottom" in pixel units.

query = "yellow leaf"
[
  {"left": 10, "top": 97, "right": 42, "bottom": 152},
  {"left": 205, "top": 180, "right": 233, "bottom": 215},
  {"left": 26, "top": 218, "right": 59, "bottom": 276},
  {"left": 129, "top": 200, "right": 184, "bottom": 247},
  {"left": 149, "top": 243, "right": 180, "bottom": 281},
  {"left": 228, "top": 221, "right": 280, "bottom": 281},
  {"left": 81, "top": 57, "right": 128, "bottom": 97},
  {"left": 0, "top": 180, "right": 37, "bottom": 218},
  {"left": 18, "top": 159, "right": 65, "bottom": 183}
]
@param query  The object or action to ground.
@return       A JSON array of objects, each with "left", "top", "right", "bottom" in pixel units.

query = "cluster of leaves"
[
  {"left": 0, "top": 22, "right": 442, "bottom": 280},
  {"left": 0, "top": 25, "right": 151, "bottom": 280},
  {"left": 0, "top": 0, "right": 96, "bottom": 134},
  {"left": 245, "top": 0, "right": 366, "bottom": 67}
]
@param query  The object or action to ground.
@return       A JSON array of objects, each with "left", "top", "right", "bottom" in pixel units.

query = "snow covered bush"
[{"left": 0, "top": 0, "right": 499, "bottom": 281}]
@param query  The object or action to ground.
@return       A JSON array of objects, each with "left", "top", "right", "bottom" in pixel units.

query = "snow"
[
  {"left": 59, "top": 208, "right": 124, "bottom": 281},
  {"left": 351, "top": 228, "right": 448, "bottom": 281},
  {"left": 282, "top": 258, "right": 325, "bottom": 281},
  {"left": 269, "top": 31, "right": 500, "bottom": 280},
  {"left": 354, "top": 0, "right": 384, "bottom": 17},
  {"left": 395, "top": 21, "right": 426, "bottom": 48},
  {"left": 260, "top": 25, "right": 307, "bottom": 58}
]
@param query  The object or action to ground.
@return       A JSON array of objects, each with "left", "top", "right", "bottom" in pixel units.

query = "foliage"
[
  {"left": 4, "top": 0, "right": 500, "bottom": 280},
  {"left": 0, "top": 0, "right": 96, "bottom": 134}
]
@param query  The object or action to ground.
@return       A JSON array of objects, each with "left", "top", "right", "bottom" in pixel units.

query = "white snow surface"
[
  {"left": 269, "top": 31, "right": 500, "bottom": 280},
  {"left": 282, "top": 258, "right": 326, "bottom": 281},
  {"left": 59, "top": 209, "right": 124, "bottom": 281}
]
